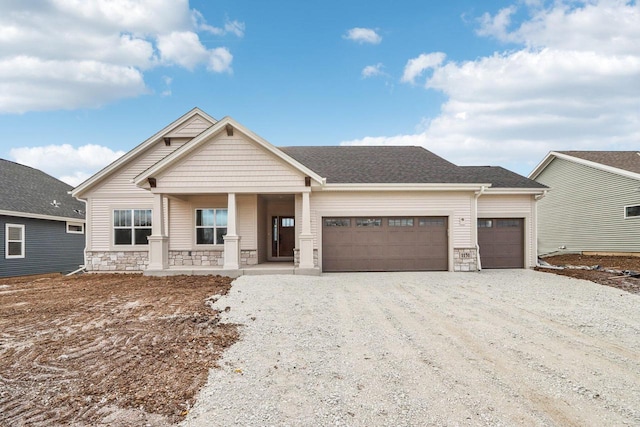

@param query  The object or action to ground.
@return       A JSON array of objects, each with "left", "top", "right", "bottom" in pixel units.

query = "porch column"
[
  {"left": 299, "top": 190, "right": 314, "bottom": 269},
  {"left": 224, "top": 193, "right": 240, "bottom": 270},
  {"left": 147, "top": 193, "right": 168, "bottom": 270}
]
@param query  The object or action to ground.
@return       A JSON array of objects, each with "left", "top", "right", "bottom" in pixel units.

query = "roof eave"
[
  {"left": 529, "top": 151, "right": 640, "bottom": 182},
  {"left": 0, "top": 209, "right": 86, "bottom": 223},
  {"left": 320, "top": 183, "right": 493, "bottom": 192}
]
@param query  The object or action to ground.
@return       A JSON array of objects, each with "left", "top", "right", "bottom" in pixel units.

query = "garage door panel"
[
  {"left": 322, "top": 216, "right": 448, "bottom": 272},
  {"left": 478, "top": 218, "right": 523, "bottom": 269}
]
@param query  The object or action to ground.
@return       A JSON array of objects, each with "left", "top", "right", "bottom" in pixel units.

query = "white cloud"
[
  {"left": 346, "top": 0, "right": 640, "bottom": 175},
  {"left": 401, "top": 52, "right": 446, "bottom": 84},
  {"left": 362, "top": 63, "right": 385, "bottom": 78},
  {"left": 344, "top": 27, "right": 382, "bottom": 44},
  {"left": 0, "top": 1, "right": 243, "bottom": 113},
  {"left": 9, "top": 144, "right": 126, "bottom": 187}
]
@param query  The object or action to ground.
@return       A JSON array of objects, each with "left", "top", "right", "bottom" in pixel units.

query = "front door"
[{"left": 272, "top": 216, "right": 295, "bottom": 258}]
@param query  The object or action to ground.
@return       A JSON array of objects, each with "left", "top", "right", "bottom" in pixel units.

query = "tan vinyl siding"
[
  {"left": 310, "top": 191, "right": 473, "bottom": 249},
  {"left": 168, "top": 197, "right": 192, "bottom": 250},
  {"left": 167, "top": 194, "right": 257, "bottom": 251},
  {"left": 536, "top": 157, "right": 640, "bottom": 254},
  {"left": 237, "top": 194, "right": 257, "bottom": 250},
  {"left": 156, "top": 133, "right": 305, "bottom": 190},
  {"left": 165, "top": 114, "right": 214, "bottom": 137},
  {"left": 89, "top": 196, "right": 153, "bottom": 251},
  {"left": 92, "top": 139, "right": 188, "bottom": 196},
  {"left": 477, "top": 194, "right": 536, "bottom": 268}
]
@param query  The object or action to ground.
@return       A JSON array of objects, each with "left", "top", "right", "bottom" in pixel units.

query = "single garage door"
[
  {"left": 477, "top": 218, "right": 524, "bottom": 268},
  {"left": 322, "top": 216, "right": 448, "bottom": 272}
]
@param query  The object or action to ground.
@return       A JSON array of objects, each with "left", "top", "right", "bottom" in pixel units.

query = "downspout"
[
  {"left": 534, "top": 190, "right": 548, "bottom": 267},
  {"left": 474, "top": 186, "right": 486, "bottom": 271},
  {"left": 69, "top": 191, "right": 88, "bottom": 274}
]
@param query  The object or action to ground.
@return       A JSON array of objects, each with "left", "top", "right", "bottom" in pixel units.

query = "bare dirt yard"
[
  {"left": 0, "top": 273, "right": 237, "bottom": 427},
  {"left": 538, "top": 254, "right": 640, "bottom": 295}
]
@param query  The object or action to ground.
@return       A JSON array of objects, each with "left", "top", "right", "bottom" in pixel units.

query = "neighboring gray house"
[
  {"left": 0, "top": 159, "right": 86, "bottom": 277},
  {"left": 529, "top": 151, "right": 640, "bottom": 256}
]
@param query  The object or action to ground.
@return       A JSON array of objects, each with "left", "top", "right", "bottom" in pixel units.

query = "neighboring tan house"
[
  {"left": 529, "top": 151, "right": 640, "bottom": 256},
  {"left": 71, "top": 108, "right": 546, "bottom": 276},
  {"left": 1, "top": 159, "right": 86, "bottom": 277}
]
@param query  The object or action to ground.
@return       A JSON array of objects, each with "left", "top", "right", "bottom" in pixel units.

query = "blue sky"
[{"left": 1, "top": 0, "right": 639, "bottom": 186}]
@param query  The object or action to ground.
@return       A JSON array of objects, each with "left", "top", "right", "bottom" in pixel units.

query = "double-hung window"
[
  {"left": 196, "top": 208, "right": 228, "bottom": 245},
  {"left": 5, "top": 224, "right": 25, "bottom": 259},
  {"left": 113, "top": 209, "right": 152, "bottom": 245}
]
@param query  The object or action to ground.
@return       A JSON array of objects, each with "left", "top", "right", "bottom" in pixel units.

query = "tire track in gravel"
[{"left": 377, "top": 275, "right": 639, "bottom": 425}]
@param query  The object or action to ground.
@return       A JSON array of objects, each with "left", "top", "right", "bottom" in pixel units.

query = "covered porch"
[{"left": 144, "top": 191, "right": 319, "bottom": 276}]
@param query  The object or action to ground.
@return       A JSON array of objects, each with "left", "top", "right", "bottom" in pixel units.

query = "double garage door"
[
  {"left": 322, "top": 216, "right": 448, "bottom": 272},
  {"left": 322, "top": 216, "right": 524, "bottom": 272}
]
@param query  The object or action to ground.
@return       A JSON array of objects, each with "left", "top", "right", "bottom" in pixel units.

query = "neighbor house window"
[
  {"left": 196, "top": 209, "right": 228, "bottom": 245},
  {"left": 113, "top": 209, "right": 152, "bottom": 245},
  {"left": 66, "top": 222, "right": 84, "bottom": 234},
  {"left": 5, "top": 224, "right": 25, "bottom": 259},
  {"left": 625, "top": 205, "right": 640, "bottom": 219}
]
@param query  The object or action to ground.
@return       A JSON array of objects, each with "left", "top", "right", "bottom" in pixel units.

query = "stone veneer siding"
[
  {"left": 240, "top": 250, "right": 258, "bottom": 266},
  {"left": 453, "top": 248, "right": 478, "bottom": 272},
  {"left": 293, "top": 249, "right": 319, "bottom": 268},
  {"left": 169, "top": 250, "right": 224, "bottom": 267},
  {"left": 86, "top": 251, "right": 149, "bottom": 272}
]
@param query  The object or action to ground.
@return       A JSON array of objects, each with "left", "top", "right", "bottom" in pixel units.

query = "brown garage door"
[
  {"left": 477, "top": 218, "right": 524, "bottom": 268},
  {"left": 322, "top": 217, "right": 448, "bottom": 272}
]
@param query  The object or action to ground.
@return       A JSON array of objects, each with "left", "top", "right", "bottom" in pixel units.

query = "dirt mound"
[
  {"left": 0, "top": 273, "right": 238, "bottom": 426},
  {"left": 537, "top": 254, "right": 640, "bottom": 294}
]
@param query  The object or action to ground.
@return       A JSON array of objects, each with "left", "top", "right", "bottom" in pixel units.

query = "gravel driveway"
[{"left": 182, "top": 270, "right": 640, "bottom": 426}]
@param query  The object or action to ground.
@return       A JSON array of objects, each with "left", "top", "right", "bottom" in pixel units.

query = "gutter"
[{"left": 474, "top": 185, "right": 487, "bottom": 271}]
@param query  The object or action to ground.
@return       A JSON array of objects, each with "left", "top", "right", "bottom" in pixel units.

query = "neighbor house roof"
[
  {"left": 0, "top": 159, "right": 85, "bottom": 222},
  {"left": 529, "top": 151, "right": 640, "bottom": 181},
  {"left": 556, "top": 151, "right": 640, "bottom": 175},
  {"left": 280, "top": 146, "right": 545, "bottom": 188}
]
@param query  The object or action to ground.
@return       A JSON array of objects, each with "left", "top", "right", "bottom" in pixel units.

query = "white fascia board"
[
  {"left": 320, "top": 183, "right": 492, "bottom": 192},
  {"left": 528, "top": 151, "right": 555, "bottom": 179},
  {"left": 71, "top": 107, "right": 217, "bottom": 198},
  {"left": 0, "top": 209, "right": 86, "bottom": 223},
  {"left": 134, "top": 116, "right": 325, "bottom": 186},
  {"left": 482, "top": 188, "right": 548, "bottom": 195},
  {"left": 529, "top": 151, "right": 640, "bottom": 182}
]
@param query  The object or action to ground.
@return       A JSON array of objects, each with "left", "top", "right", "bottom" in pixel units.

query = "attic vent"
[{"left": 51, "top": 200, "right": 61, "bottom": 208}]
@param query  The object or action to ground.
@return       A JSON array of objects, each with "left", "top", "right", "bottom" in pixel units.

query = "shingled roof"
[
  {"left": 557, "top": 151, "right": 640, "bottom": 175},
  {"left": 459, "top": 166, "right": 547, "bottom": 188},
  {"left": 279, "top": 146, "right": 544, "bottom": 188},
  {"left": 0, "top": 159, "right": 85, "bottom": 220}
]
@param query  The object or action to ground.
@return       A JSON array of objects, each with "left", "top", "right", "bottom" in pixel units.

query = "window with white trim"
[
  {"left": 196, "top": 208, "right": 228, "bottom": 245},
  {"left": 625, "top": 205, "right": 640, "bottom": 219},
  {"left": 5, "top": 224, "right": 25, "bottom": 259},
  {"left": 66, "top": 222, "right": 84, "bottom": 234},
  {"left": 113, "top": 209, "right": 152, "bottom": 245}
]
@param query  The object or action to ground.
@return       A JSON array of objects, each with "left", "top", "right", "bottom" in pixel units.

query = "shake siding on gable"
[
  {"left": 477, "top": 194, "right": 536, "bottom": 268},
  {"left": 156, "top": 133, "right": 306, "bottom": 190},
  {"left": 92, "top": 139, "right": 189, "bottom": 196},
  {"left": 536, "top": 157, "right": 640, "bottom": 254},
  {"left": 309, "top": 191, "right": 473, "bottom": 249}
]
